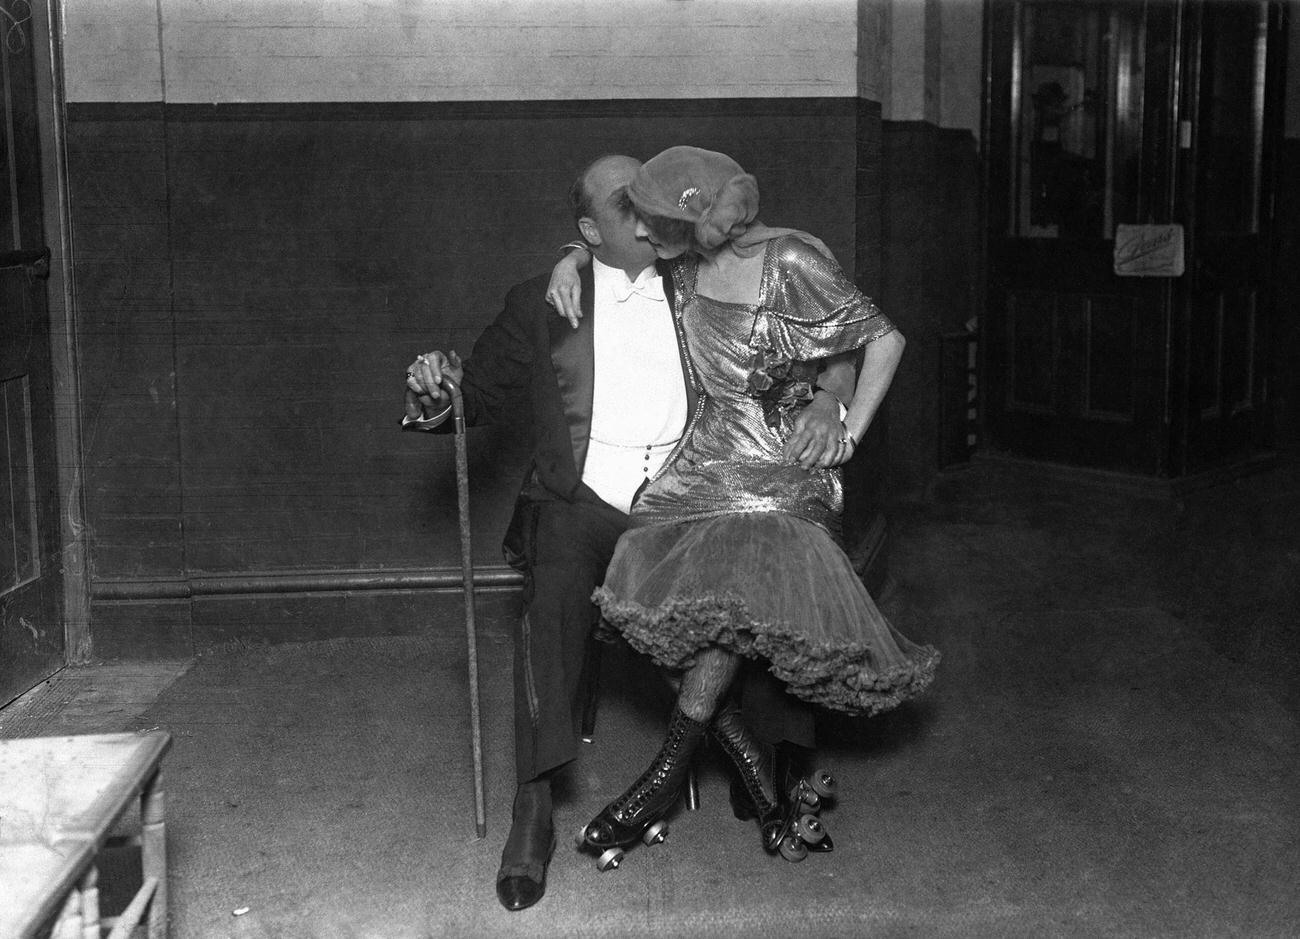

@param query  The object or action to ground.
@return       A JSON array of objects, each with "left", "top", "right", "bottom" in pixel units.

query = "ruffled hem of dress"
[{"left": 592, "top": 588, "right": 939, "bottom": 717}]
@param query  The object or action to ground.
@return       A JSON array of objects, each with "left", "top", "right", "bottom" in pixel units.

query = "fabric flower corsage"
[{"left": 745, "top": 349, "right": 817, "bottom": 430}]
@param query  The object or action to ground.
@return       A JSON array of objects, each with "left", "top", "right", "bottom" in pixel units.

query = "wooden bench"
[{"left": 0, "top": 732, "right": 172, "bottom": 938}]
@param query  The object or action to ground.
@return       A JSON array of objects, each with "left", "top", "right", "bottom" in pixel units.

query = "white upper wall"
[
  {"left": 855, "top": 0, "right": 887, "bottom": 106},
  {"left": 877, "top": 0, "right": 981, "bottom": 129},
  {"left": 938, "top": 0, "right": 982, "bottom": 132},
  {"left": 882, "top": 0, "right": 927, "bottom": 122},
  {"left": 65, "top": 0, "right": 164, "bottom": 101},
  {"left": 63, "top": 0, "right": 983, "bottom": 133},
  {"left": 64, "top": 0, "right": 859, "bottom": 104}
]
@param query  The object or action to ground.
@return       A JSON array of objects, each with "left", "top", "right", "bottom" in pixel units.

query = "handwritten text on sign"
[{"left": 1113, "top": 224, "right": 1185, "bottom": 277}]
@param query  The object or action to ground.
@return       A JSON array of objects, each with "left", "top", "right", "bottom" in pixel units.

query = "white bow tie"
[{"left": 612, "top": 276, "right": 665, "bottom": 303}]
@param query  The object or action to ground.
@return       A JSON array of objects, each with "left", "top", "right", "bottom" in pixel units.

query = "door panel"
[
  {"left": 1, "top": 2, "right": 63, "bottom": 704},
  {"left": 1082, "top": 294, "right": 1140, "bottom": 421},
  {"left": 1180, "top": 0, "right": 1277, "bottom": 470},
  {"left": 1000, "top": 283, "right": 1160, "bottom": 468},
  {"left": 2, "top": 375, "right": 39, "bottom": 586}
]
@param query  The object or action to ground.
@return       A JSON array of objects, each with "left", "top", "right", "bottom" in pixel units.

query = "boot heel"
[
  {"left": 728, "top": 779, "right": 758, "bottom": 820},
  {"left": 732, "top": 802, "right": 757, "bottom": 821}
]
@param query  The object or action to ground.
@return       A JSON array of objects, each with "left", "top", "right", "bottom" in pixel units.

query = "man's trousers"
[{"left": 512, "top": 496, "right": 626, "bottom": 784}]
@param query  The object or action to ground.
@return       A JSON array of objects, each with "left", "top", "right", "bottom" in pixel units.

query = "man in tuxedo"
[{"left": 403, "top": 155, "right": 843, "bottom": 910}]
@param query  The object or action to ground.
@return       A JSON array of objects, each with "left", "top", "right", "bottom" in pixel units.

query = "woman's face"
[{"left": 635, "top": 214, "right": 692, "bottom": 260}]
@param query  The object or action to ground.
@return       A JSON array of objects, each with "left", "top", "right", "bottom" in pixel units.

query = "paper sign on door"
[{"left": 1113, "top": 224, "right": 1185, "bottom": 277}]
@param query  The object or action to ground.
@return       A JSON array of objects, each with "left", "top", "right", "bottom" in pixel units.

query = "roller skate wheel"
[
  {"left": 793, "top": 813, "right": 827, "bottom": 845},
  {"left": 642, "top": 820, "right": 669, "bottom": 846},
  {"left": 808, "top": 830, "right": 834, "bottom": 853},
  {"left": 809, "top": 770, "right": 837, "bottom": 799},
  {"left": 574, "top": 826, "right": 590, "bottom": 848},
  {"left": 596, "top": 847, "right": 624, "bottom": 871},
  {"left": 778, "top": 835, "right": 809, "bottom": 863}
]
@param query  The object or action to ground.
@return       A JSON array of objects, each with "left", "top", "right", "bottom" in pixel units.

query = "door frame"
[{"left": 29, "top": 0, "right": 90, "bottom": 664}]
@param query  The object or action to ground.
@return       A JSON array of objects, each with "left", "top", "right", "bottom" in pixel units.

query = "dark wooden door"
[
  {"left": 1, "top": 3, "right": 63, "bottom": 705},
  {"left": 1175, "top": 0, "right": 1284, "bottom": 472},
  {"left": 982, "top": 0, "right": 1284, "bottom": 477}
]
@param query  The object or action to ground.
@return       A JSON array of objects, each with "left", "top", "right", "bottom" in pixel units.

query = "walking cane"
[{"left": 442, "top": 375, "right": 487, "bottom": 839}]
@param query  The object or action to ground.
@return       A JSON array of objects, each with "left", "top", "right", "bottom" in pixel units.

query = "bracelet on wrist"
[
  {"left": 814, "top": 385, "right": 849, "bottom": 423},
  {"left": 812, "top": 383, "right": 841, "bottom": 403}
]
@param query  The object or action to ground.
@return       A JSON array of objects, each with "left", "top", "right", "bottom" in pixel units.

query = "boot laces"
[
  {"left": 715, "top": 726, "right": 777, "bottom": 815},
  {"left": 611, "top": 719, "right": 692, "bottom": 820}
]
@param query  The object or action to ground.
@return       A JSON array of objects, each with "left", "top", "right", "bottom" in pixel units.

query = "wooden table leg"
[
  {"left": 79, "top": 865, "right": 100, "bottom": 939},
  {"left": 53, "top": 889, "right": 82, "bottom": 939},
  {"left": 141, "top": 768, "right": 168, "bottom": 938}
]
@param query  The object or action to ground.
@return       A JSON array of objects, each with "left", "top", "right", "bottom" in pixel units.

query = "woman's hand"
[
  {"left": 783, "top": 353, "right": 858, "bottom": 468},
  {"left": 784, "top": 392, "right": 853, "bottom": 469},
  {"left": 547, "top": 247, "right": 589, "bottom": 329},
  {"left": 404, "top": 350, "right": 463, "bottom": 419}
]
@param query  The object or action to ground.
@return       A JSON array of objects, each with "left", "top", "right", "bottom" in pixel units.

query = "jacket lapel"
[{"left": 548, "top": 264, "right": 596, "bottom": 477}]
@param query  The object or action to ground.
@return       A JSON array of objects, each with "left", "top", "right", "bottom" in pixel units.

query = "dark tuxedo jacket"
[{"left": 426, "top": 259, "right": 696, "bottom": 568}]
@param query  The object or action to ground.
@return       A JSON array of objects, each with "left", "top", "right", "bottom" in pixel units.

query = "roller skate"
[
  {"left": 713, "top": 709, "right": 840, "bottom": 862},
  {"left": 577, "top": 707, "right": 707, "bottom": 871},
  {"left": 769, "top": 756, "right": 838, "bottom": 863}
]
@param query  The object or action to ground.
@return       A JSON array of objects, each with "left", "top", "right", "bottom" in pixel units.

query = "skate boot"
[
  {"left": 711, "top": 702, "right": 786, "bottom": 852},
  {"left": 578, "top": 707, "right": 707, "bottom": 871}
]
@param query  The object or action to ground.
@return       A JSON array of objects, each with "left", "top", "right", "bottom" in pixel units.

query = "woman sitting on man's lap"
[{"left": 549, "top": 146, "right": 939, "bottom": 863}]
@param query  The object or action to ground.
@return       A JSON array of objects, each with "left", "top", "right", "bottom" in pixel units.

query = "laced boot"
[
  {"left": 711, "top": 702, "right": 785, "bottom": 851},
  {"left": 581, "top": 707, "right": 708, "bottom": 851}
]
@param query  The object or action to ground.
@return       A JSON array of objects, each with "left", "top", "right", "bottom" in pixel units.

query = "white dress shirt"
[{"left": 583, "top": 258, "right": 687, "bottom": 514}]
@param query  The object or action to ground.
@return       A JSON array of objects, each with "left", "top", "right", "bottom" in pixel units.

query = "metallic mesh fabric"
[{"left": 631, "top": 236, "right": 897, "bottom": 535}]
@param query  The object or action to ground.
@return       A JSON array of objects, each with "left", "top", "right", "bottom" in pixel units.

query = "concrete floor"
[{"left": 3, "top": 457, "right": 1296, "bottom": 937}]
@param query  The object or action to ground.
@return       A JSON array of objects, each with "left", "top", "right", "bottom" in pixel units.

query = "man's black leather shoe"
[
  {"left": 495, "top": 843, "right": 553, "bottom": 912},
  {"left": 495, "top": 782, "right": 555, "bottom": 911}
]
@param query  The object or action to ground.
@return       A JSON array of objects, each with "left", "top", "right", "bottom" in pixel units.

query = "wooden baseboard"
[
  {"left": 91, "top": 565, "right": 524, "bottom": 602},
  {"left": 88, "top": 567, "right": 525, "bottom": 660}
]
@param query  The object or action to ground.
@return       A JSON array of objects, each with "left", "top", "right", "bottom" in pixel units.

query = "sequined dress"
[{"left": 592, "top": 237, "right": 938, "bottom": 715}]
